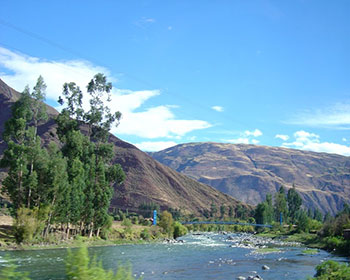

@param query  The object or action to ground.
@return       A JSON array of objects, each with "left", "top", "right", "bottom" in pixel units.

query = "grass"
[
  {"left": 301, "top": 249, "right": 319, "bottom": 254},
  {"left": 253, "top": 247, "right": 281, "bottom": 253}
]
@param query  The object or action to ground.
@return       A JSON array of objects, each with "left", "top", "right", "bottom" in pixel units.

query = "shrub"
[
  {"left": 311, "top": 260, "right": 350, "bottom": 280},
  {"left": 173, "top": 222, "right": 188, "bottom": 239},
  {"left": 158, "top": 211, "right": 174, "bottom": 237},
  {"left": 66, "top": 246, "right": 138, "bottom": 280},
  {"left": 121, "top": 218, "right": 132, "bottom": 227},
  {"left": 0, "top": 260, "right": 30, "bottom": 280},
  {"left": 13, "top": 207, "right": 49, "bottom": 243},
  {"left": 140, "top": 228, "right": 150, "bottom": 240}
]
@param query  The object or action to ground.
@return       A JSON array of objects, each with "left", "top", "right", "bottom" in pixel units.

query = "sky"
[{"left": 0, "top": 0, "right": 350, "bottom": 155}]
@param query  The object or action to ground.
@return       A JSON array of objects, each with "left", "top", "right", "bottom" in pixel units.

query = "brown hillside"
[
  {"left": 0, "top": 79, "right": 246, "bottom": 216},
  {"left": 150, "top": 142, "right": 350, "bottom": 215}
]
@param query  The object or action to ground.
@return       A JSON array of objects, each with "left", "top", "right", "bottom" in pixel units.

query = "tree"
[
  {"left": 274, "top": 186, "right": 288, "bottom": 223},
  {"left": 220, "top": 204, "right": 226, "bottom": 219},
  {"left": 0, "top": 77, "right": 48, "bottom": 210},
  {"left": 210, "top": 203, "right": 217, "bottom": 218},
  {"left": 159, "top": 211, "right": 174, "bottom": 237},
  {"left": 287, "top": 185, "right": 302, "bottom": 223},
  {"left": 296, "top": 209, "right": 310, "bottom": 233},
  {"left": 56, "top": 73, "right": 125, "bottom": 237},
  {"left": 228, "top": 206, "right": 234, "bottom": 219},
  {"left": 265, "top": 194, "right": 274, "bottom": 223},
  {"left": 313, "top": 208, "right": 323, "bottom": 222}
]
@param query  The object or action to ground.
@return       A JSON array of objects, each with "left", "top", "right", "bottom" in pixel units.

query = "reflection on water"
[{"left": 0, "top": 233, "right": 348, "bottom": 280}]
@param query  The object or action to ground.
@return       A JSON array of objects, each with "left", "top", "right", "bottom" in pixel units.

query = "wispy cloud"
[
  {"left": 134, "top": 17, "right": 156, "bottom": 29},
  {"left": 282, "top": 130, "right": 350, "bottom": 156},
  {"left": 275, "top": 134, "right": 289, "bottom": 141},
  {"left": 0, "top": 47, "right": 211, "bottom": 140},
  {"left": 244, "top": 129, "right": 262, "bottom": 137},
  {"left": 287, "top": 103, "right": 350, "bottom": 130},
  {"left": 211, "top": 105, "right": 224, "bottom": 112},
  {"left": 134, "top": 141, "right": 177, "bottom": 152},
  {"left": 225, "top": 129, "right": 262, "bottom": 145}
]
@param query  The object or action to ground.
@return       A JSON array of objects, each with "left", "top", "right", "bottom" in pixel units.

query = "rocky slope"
[
  {"left": 150, "top": 142, "right": 350, "bottom": 215},
  {"left": 0, "top": 79, "right": 246, "bottom": 216}
]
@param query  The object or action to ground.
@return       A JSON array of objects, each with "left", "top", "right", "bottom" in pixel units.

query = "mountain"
[
  {"left": 0, "top": 79, "right": 247, "bottom": 216},
  {"left": 150, "top": 142, "right": 350, "bottom": 215}
]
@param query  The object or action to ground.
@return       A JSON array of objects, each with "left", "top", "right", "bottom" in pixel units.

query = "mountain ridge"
[{"left": 150, "top": 142, "right": 350, "bottom": 215}]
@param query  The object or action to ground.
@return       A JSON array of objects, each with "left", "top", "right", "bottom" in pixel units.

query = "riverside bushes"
[
  {"left": 0, "top": 246, "right": 138, "bottom": 280},
  {"left": 310, "top": 260, "right": 350, "bottom": 280}
]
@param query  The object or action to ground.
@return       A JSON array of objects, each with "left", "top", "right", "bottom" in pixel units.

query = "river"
[{"left": 0, "top": 232, "right": 348, "bottom": 279}]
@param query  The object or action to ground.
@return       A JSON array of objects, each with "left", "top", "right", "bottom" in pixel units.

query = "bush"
[
  {"left": 173, "top": 222, "right": 188, "bottom": 239},
  {"left": 158, "top": 211, "right": 174, "bottom": 237},
  {"left": 121, "top": 218, "right": 132, "bottom": 227},
  {"left": 0, "top": 260, "right": 30, "bottom": 280},
  {"left": 0, "top": 246, "right": 139, "bottom": 280},
  {"left": 140, "top": 228, "right": 150, "bottom": 240},
  {"left": 311, "top": 260, "right": 350, "bottom": 280},
  {"left": 66, "top": 246, "right": 138, "bottom": 280},
  {"left": 13, "top": 207, "right": 49, "bottom": 243}
]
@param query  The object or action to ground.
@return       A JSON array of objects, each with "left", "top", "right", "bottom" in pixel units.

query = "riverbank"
[
  {"left": 0, "top": 215, "right": 166, "bottom": 251},
  {"left": 256, "top": 231, "right": 350, "bottom": 257}
]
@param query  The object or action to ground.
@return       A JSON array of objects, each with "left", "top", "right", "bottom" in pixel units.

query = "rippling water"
[{"left": 0, "top": 233, "right": 348, "bottom": 279}]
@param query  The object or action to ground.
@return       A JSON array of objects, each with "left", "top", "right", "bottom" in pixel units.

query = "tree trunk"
[
  {"left": 96, "top": 227, "right": 100, "bottom": 238},
  {"left": 88, "top": 223, "right": 94, "bottom": 238},
  {"left": 66, "top": 223, "right": 70, "bottom": 239}
]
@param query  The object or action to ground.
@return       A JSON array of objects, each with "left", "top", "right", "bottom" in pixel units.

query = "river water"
[{"left": 0, "top": 232, "right": 348, "bottom": 279}]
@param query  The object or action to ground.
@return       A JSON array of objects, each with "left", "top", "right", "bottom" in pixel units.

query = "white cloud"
[
  {"left": 225, "top": 128, "right": 263, "bottom": 145},
  {"left": 244, "top": 129, "right": 263, "bottom": 137},
  {"left": 288, "top": 103, "right": 350, "bottom": 129},
  {"left": 211, "top": 105, "right": 224, "bottom": 112},
  {"left": 226, "top": 137, "right": 250, "bottom": 144},
  {"left": 0, "top": 47, "right": 211, "bottom": 139},
  {"left": 0, "top": 46, "right": 109, "bottom": 101},
  {"left": 282, "top": 130, "right": 350, "bottom": 156},
  {"left": 342, "top": 138, "right": 347, "bottom": 142},
  {"left": 275, "top": 134, "right": 289, "bottom": 141},
  {"left": 134, "top": 141, "right": 177, "bottom": 152}
]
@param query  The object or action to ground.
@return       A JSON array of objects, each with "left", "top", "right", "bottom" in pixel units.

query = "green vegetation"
[
  {"left": 0, "top": 246, "right": 139, "bottom": 280},
  {"left": 301, "top": 249, "right": 318, "bottom": 255},
  {"left": 309, "top": 260, "right": 350, "bottom": 280},
  {"left": 0, "top": 74, "right": 125, "bottom": 244},
  {"left": 253, "top": 247, "right": 281, "bottom": 253}
]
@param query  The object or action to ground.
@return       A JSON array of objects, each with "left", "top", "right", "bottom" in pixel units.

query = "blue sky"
[{"left": 1, "top": 0, "right": 350, "bottom": 154}]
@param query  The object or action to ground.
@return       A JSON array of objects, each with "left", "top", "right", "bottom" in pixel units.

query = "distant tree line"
[
  {"left": 254, "top": 185, "right": 326, "bottom": 232},
  {"left": 0, "top": 74, "right": 125, "bottom": 242}
]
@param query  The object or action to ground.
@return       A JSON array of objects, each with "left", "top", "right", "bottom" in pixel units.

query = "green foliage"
[
  {"left": 210, "top": 203, "right": 217, "bottom": 217},
  {"left": 173, "top": 222, "right": 188, "bottom": 239},
  {"left": 159, "top": 211, "right": 174, "bottom": 237},
  {"left": 274, "top": 186, "right": 288, "bottom": 223},
  {"left": 122, "top": 218, "right": 132, "bottom": 227},
  {"left": 66, "top": 246, "right": 137, "bottom": 280},
  {"left": 0, "top": 74, "right": 126, "bottom": 241},
  {"left": 310, "top": 260, "right": 350, "bottom": 280},
  {"left": 254, "top": 195, "right": 274, "bottom": 225},
  {"left": 0, "top": 260, "right": 30, "bottom": 280},
  {"left": 296, "top": 209, "right": 310, "bottom": 233},
  {"left": 13, "top": 207, "right": 49, "bottom": 243},
  {"left": 220, "top": 205, "right": 226, "bottom": 218},
  {"left": 287, "top": 186, "right": 302, "bottom": 223},
  {"left": 140, "top": 228, "right": 150, "bottom": 240},
  {"left": 228, "top": 206, "right": 234, "bottom": 218},
  {"left": 138, "top": 202, "right": 159, "bottom": 218}
]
